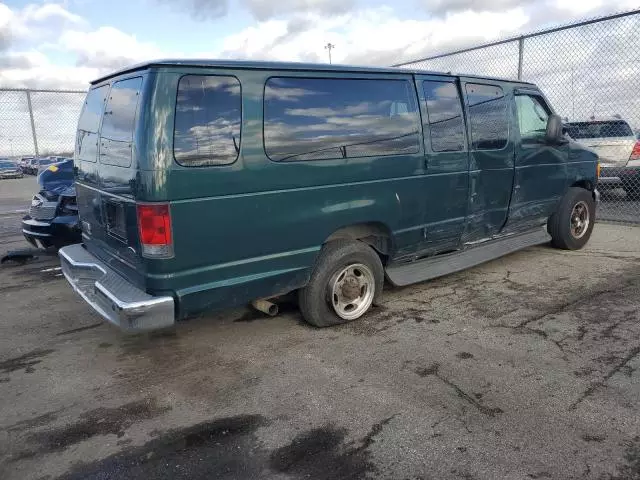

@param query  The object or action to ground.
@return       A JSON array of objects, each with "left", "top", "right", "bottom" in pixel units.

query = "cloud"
[
  {"left": 0, "top": 3, "right": 14, "bottom": 51},
  {"left": 219, "top": 7, "right": 530, "bottom": 67},
  {"left": 421, "top": 0, "right": 535, "bottom": 16},
  {"left": 0, "top": 50, "right": 37, "bottom": 69},
  {"left": 244, "top": 0, "right": 355, "bottom": 21},
  {"left": 21, "top": 3, "right": 84, "bottom": 25},
  {"left": 157, "top": 0, "right": 228, "bottom": 20},
  {"left": 160, "top": 0, "right": 354, "bottom": 21},
  {"left": 59, "top": 26, "right": 164, "bottom": 70}
]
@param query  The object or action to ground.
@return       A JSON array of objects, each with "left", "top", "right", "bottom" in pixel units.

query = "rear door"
[
  {"left": 75, "top": 76, "right": 145, "bottom": 284},
  {"left": 461, "top": 80, "right": 515, "bottom": 241},
  {"left": 416, "top": 75, "right": 469, "bottom": 254}
]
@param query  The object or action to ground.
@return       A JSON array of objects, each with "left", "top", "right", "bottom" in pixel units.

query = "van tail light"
[
  {"left": 136, "top": 203, "right": 174, "bottom": 258},
  {"left": 628, "top": 141, "right": 640, "bottom": 166}
]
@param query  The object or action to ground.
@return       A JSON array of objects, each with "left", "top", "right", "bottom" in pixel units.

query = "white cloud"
[
  {"left": 21, "top": 2, "right": 84, "bottom": 24},
  {"left": 59, "top": 26, "right": 164, "bottom": 70},
  {"left": 157, "top": 0, "right": 228, "bottom": 20},
  {"left": 244, "top": 0, "right": 355, "bottom": 21},
  {"left": 0, "top": 3, "right": 15, "bottom": 51},
  {"left": 160, "top": 0, "right": 355, "bottom": 21},
  {"left": 219, "top": 7, "right": 530, "bottom": 66},
  {"left": 421, "top": 0, "right": 535, "bottom": 16}
]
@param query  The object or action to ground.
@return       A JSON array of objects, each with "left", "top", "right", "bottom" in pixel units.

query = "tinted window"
[
  {"left": 565, "top": 120, "right": 633, "bottom": 139},
  {"left": 101, "top": 77, "right": 142, "bottom": 142},
  {"left": 515, "top": 95, "right": 549, "bottom": 139},
  {"left": 423, "top": 81, "right": 465, "bottom": 152},
  {"left": 78, "top": 86, "right": 108, "bottom": 134},
  {"left": 465, "top": 83, "right": 508, "bottom": 150},
  {"left": 264, "top": 77, "right": 420, "bottom": 162},
  {"left": 174, "top": 75, "right": 241, "bottom": 167}
]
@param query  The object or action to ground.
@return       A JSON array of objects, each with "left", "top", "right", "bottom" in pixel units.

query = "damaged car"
[{"left": 22, "top": 158, "right": 81, "bottom": 249}]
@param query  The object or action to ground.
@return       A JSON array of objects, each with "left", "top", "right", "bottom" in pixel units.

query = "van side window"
[
  {"left": 101, "top": 77, "right": 142, "bottom": 142},
  {"left": 465, "top": 83, "right": 508, "bottom": 150},
  {"left": 423, "top": 81, "right": 465, "bottom": 152},
  {"left": 264, "top": 77, "right": 420, "bottom": 162},
  {"left": 174, "top": 75, "right": 242, "bottom": 167},
  {"left": 515, "top": 94, "right": 550, "bottom": 140}
]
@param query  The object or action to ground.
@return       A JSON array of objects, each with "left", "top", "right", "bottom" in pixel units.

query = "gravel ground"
[{"left": 0, "top": 176, "right": 639, "bottom": 480}]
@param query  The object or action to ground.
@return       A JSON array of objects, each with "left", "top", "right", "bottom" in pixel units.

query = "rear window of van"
[{"left": 174, "top": 75, "right": 242, "bottom": 167}]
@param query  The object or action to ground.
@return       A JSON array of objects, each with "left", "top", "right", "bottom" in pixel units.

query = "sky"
[
  {"left": 1, "top": 0, "right": 638, "bottom": 90},
  {"left": 0, "top": 0, "right": 639, "bottom": 156}
]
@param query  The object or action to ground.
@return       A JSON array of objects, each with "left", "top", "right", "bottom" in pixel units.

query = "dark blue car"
[{"left": 22, "top": 159, "right": 81, "bottom": 249}]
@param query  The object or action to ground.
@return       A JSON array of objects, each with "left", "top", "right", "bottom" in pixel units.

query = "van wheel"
[
  {"left": 299, "top": 240, "right": 383, "bottom": 327},
  {"left": 548, "top": 187, "right": 595, "bottom": 250}
]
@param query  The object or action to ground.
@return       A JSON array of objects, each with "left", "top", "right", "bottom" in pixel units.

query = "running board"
[{"left": 385, "top": 229, "right": 551, "bottom": 287}]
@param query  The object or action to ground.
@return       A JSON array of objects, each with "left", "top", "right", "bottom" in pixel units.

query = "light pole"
[
  {"left": 9, "top": 139, "right": 13, "bottom": 158},
  {"left": 324, "top": 42, "right": 335, "bottom": 64}
]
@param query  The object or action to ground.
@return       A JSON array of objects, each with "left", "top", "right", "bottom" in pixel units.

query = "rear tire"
[
  {"left": 548, "top": 187, "right": 595, "bottom": 250},
  {"left": 299, "top": 240, "right": 384, "bottom": 327}
]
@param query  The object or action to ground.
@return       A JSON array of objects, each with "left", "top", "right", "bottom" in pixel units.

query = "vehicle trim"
[{"left": 59, "top": 244, "right": 175, "bottom": 332}]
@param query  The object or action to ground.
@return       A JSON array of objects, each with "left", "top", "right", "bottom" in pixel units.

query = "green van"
[{"left": 59, "top": 60, "right": 599, "bottom": 332}]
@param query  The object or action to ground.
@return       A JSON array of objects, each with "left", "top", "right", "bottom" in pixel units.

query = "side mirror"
[{"left": 545, "top": 114, "right": 564, "bottom": 144}]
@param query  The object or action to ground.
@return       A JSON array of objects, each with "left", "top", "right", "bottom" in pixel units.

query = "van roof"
[{"left": 90, "top": 59, "right": 536, "bottom": 86}]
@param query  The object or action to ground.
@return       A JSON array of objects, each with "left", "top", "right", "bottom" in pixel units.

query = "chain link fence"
[
  {"left": 0, "top": 88, "right": 86, "bottom": 160},
  {"left": 395, "top": 9, "right": 640, "bottom": 225}
]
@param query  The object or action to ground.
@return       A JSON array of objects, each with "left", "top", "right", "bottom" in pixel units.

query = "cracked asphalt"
[{"left": 1, "top": 176, "right": 639, "bottom": 480}]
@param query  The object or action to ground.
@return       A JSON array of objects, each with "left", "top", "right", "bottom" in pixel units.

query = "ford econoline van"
[{"left": 59, "top": 60, "right": 599, "bottom": 332}]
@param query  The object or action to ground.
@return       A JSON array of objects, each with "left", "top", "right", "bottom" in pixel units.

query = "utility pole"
[{"left": 324, "top": 42, "right": 335, "bottom": 64}]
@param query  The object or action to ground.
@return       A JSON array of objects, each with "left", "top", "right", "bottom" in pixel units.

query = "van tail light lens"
[
  {"left": 628, "top": 141, "right": 640, "bottom": 166},
  {"left": 136, "top": 203, "right": 174, "bottom": 258}
]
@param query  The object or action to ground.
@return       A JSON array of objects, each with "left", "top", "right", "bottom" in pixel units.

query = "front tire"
[
  {"left": 299, "top": 240, "right": 384, "bottom": 327},
  {"left": 548, "top": 187, "right": 595, "bottom": 250}
]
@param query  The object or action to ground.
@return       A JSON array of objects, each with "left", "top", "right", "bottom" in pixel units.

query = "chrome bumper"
[{"left": 58, "top": 244, "right": 175, "bottom": 332}]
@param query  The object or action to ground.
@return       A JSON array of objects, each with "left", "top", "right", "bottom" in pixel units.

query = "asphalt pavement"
[{"left": 0, "top": 176, "right": 639, "bottom": 480}]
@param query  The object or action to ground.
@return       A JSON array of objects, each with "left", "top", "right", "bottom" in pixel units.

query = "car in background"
[
  {"left": 24, "top": 157, "right": 42, "bottom": 175},
  {"left": 36, "top": 156, "right": 69, "bottom": 175},
  {"left": 19, "top": 157, "right": 34, "bottom": 172},
  {"left": 565, "top": 118, "right": 640, "bottom": 199},
  {"left": 22, "top": 158, "right": 80, "bottom": 249},
  {"left": 0, "top": 158, "right": 23, "bottom": 179}
]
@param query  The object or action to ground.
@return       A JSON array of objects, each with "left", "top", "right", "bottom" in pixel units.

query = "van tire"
[
  {"left": 548, "top": 187, "right": 595, "bottom": 250},
  {"left": 299, "top": 240, "right": 383, "bottom": 327}
]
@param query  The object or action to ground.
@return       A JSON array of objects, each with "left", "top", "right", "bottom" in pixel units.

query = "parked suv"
[
  {"left": 59, "top": 60, "right": 599, "bottom": 332},
  {"left": 565, "top": 118, "right": 640, "bottom": 199}
]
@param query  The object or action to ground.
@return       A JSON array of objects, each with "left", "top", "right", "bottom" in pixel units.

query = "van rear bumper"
[{"left": 59, "top": 244, "right": 175, "bottom": 332}]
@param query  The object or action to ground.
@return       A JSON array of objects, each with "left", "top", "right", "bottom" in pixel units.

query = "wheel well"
[
  {"left": 571, "top": 179, "right": 594, "bottom": 191},
  {"left": 324, "top": 223, "right": 392, "bottom": 261}
]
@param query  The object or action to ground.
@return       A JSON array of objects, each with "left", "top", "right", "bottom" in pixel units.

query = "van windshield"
[{"left": 565, "top": 120, "right": 633, "bottom": 139}]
